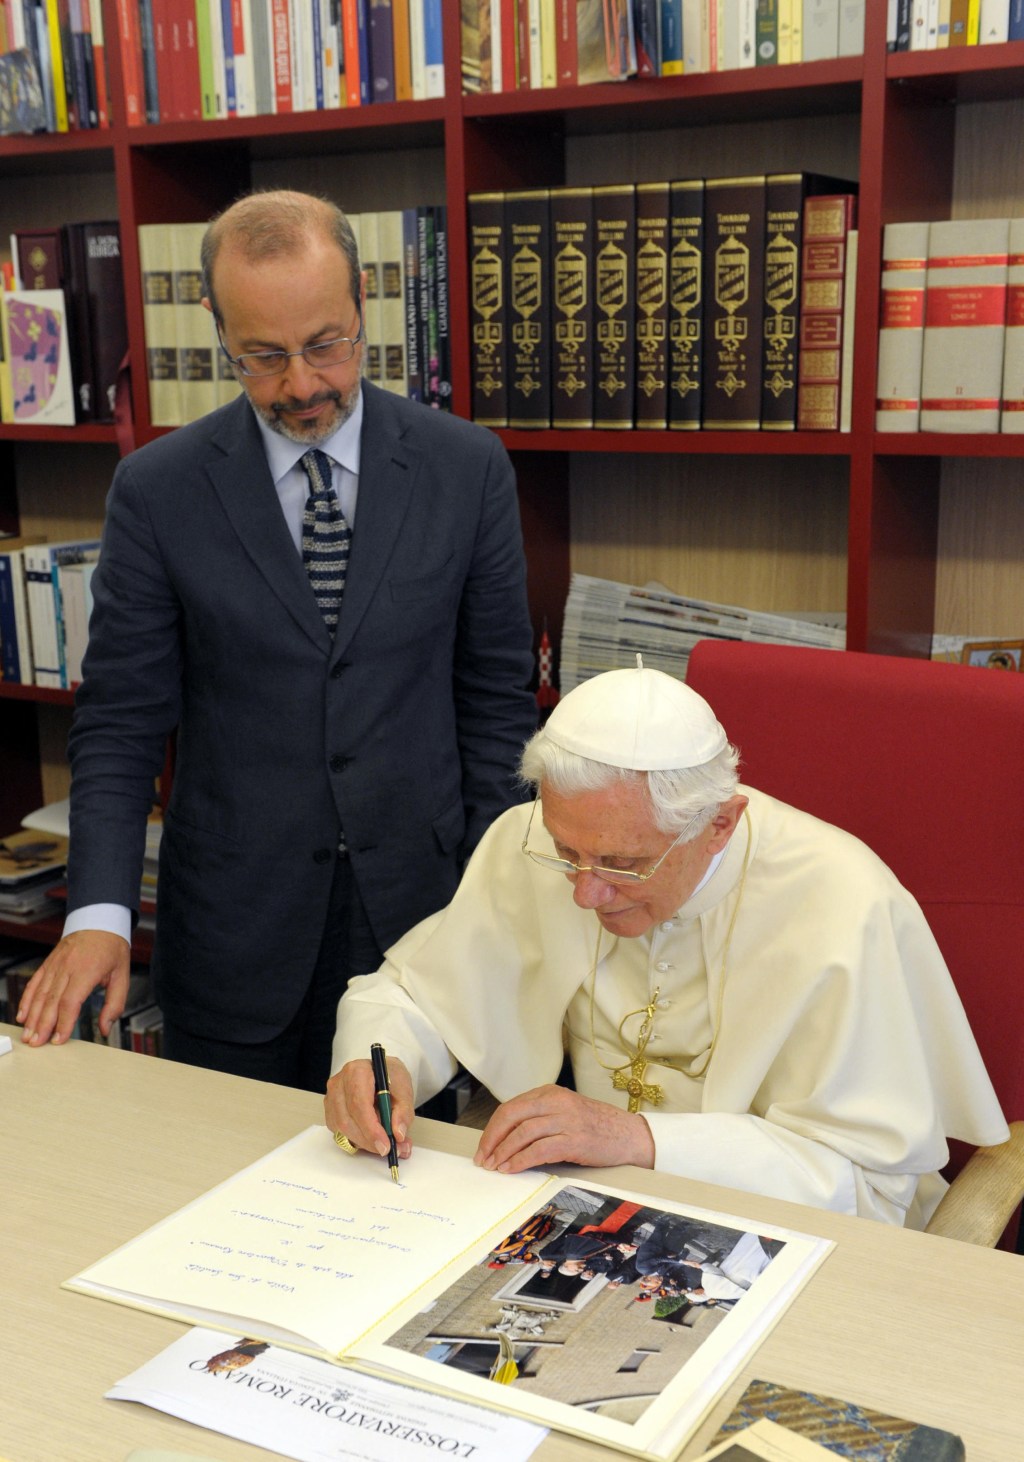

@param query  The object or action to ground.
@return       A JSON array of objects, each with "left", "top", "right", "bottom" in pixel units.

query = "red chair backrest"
[{"left": 685, "top": 640, "right": 1024, "bottom": 1130}]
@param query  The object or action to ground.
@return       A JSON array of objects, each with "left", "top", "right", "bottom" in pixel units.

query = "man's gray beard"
[{"left": 243, "top": 378, "right": 362, "bottom": 446}]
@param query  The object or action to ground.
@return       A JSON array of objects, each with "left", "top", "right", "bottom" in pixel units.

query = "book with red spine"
[
  {"left": 152, "top": 0, "right": 178, "bottom": 120},
  {"left": 499, "top": 0, "right": 517, "bottom": 86},
  {"left": 555, "top": 0, "right": 575, "bottom": 84},
  {"left": 1000, "top": 217, "right": 1024, "bottom": 433},
  {"left": 115, "top": 0, "right": 145, "bottom": 124},
  {"left": 269, "top": 0, "right": 292, "bottom": 110},
  {"left": 795, "top": 191, "right": 857, "bottom": 431}
]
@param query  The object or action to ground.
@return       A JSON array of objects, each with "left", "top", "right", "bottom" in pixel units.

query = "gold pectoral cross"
[{"left": 612, "top": 1055, "right": 664, "bottom": 1113}]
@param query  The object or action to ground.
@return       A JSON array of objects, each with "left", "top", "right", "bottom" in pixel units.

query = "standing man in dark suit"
[{"left": 17, "top": 189, "right": 537, "bottom": 1089}]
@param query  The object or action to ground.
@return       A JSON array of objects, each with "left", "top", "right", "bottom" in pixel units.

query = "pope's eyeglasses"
[{"left": 520, "top": 797, "right": 695, "bottom": 886}]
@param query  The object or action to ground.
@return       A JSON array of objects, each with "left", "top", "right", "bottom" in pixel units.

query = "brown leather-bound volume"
[
  {"left": 14, "top": 229, "right": 63, "bottom": 290},
  {"left": 702, "top": 174, "right": 767, "bottom": 430},
  {"left": 796, "top": 192, "right": 857, "bottom": 431},
  {"left": 551, "top": 186, "right": 594, "bottom": 428},
  {"left": 668, "top": 179, "right": 704, "bottom": 431},
  {"left": 634, "top": 181, "right": 670, "bottom": 430},
  {"left": 468, "top": 191, "right": 508, "bottom": 427},
  {"left": 593, "top": 182, "right": 636, "bottom": 429},
  {"left": 506, "top": 188, "right": 551, "bottom": 429},
  {"left": 762, "top": 172, "right": 856, "bottom": 430}
]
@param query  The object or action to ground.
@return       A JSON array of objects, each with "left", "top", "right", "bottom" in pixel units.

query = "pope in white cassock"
[{"left": 325, "top": 659, "right": 1008, "bottom": 1227}]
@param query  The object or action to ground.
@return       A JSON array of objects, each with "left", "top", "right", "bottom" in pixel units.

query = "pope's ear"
[{"left": 707, "top": 795, "right": 748, "bottom": 852}]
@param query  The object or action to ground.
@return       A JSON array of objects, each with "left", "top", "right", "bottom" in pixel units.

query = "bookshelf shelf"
[
  {"left": 0, "top": 683, "right": 74, "bottom": 707},
  {"left": 0, "top": 424, "right": 119, "bottom": 445},
  {"left": 2, "top": 0, "right": 1024, "bottom": 865},
  {"left": 499, "top": 430, "right": 856, "bottom": 457}
]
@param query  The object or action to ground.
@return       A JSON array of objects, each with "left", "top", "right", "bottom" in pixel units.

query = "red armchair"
[{"left": 685, "top": 640, "right": 1024, "bottom": 1246}]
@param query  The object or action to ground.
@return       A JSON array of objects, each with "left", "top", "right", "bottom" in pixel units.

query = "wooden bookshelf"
[{"left": 3, "top": 0, "right": 1024, "bottom": 835}]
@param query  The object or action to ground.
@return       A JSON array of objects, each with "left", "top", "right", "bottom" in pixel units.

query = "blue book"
[
  {"left": 311, "top": 0, "right": 325, "bottom": 108},
  {"left": 1010, "top": 0, "right": 1024, "bottom": 39},
  {"left": 356, "top": 0, "right": 372, "bottom": 104},
  {"left": 423, "top": 0, "right": 443, "bottom": 96},
  {"left": 660, "top": 0, "right": 683, "bottom": 74},
  {"left": 220, "top": 0, "right": 237, "bottom": 114}
]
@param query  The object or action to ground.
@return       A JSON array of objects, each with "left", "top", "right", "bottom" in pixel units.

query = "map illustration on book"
[
  {"left": 2, "top": 289, "right": 76, "bottom": 424},
  {"left": 66, "top": 1126, "right": 831, "bottom": 1460}
]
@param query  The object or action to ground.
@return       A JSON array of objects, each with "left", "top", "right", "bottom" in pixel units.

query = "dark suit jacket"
[{"left": 67, "top": 383, "right": 537, "bottom": 1040}]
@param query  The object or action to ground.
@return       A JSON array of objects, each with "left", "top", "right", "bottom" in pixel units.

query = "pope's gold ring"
[{"left": 333, "top": 1132, "right": 358, "bottom": 1155}]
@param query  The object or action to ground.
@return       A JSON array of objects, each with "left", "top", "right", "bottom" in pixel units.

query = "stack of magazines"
[{"left": 560, "top": 574, "right": 845, "bottom": 693}]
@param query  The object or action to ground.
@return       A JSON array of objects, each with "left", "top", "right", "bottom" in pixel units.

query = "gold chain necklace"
[{"left": 586, "top": 810, "right": 752, "bottom": 1113}]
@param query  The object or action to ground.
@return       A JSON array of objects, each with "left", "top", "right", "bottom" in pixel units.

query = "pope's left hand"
[{"left": 473, "top": 1084, "right": 655, "bottom": 1173}]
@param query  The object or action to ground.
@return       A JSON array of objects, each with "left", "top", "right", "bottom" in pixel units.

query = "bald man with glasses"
[
  {"left": 18, "top": 188, "right": 536, "bottom": 1091},
  {"left": 327, "top": 661, "right": 1007, "bottom": 1228}
]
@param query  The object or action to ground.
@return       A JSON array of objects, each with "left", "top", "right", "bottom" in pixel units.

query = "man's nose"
[
  {"left": 571, "top": 868, "right": 618, "bottom": 909},
  {"left": 280, "top": 352, "right": 321, "bottom": 393}
]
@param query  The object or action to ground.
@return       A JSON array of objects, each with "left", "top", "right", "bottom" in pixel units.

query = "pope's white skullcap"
[{"left": 543, "top": 656, "right": 728, "bottom": 771}]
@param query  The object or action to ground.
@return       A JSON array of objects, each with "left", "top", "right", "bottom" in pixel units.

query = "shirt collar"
[{"left": 252, "top": 385, "right": 364, "bottom": 486}]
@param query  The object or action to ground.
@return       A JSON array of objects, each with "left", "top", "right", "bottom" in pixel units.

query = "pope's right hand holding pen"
[{"left": 325, "top": 1053, "right": 415, "bottom": 1167}]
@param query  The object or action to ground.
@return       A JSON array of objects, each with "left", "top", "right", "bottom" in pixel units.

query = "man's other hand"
[
  {"left": 474, "top": 1085, "right": 656, "bottom": 1173},
  {"left": 18, "top": 930, "right": 132, "bottom": 1046}
]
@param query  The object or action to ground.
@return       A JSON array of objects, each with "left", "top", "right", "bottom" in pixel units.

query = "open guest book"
[{"left": 66, "top": 1125, "right": 832, "bottom": 1461}]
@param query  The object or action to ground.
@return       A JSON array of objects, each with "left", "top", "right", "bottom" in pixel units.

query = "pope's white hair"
[{"left": 518, "top": 731, "right": 741, "bottom": 837}]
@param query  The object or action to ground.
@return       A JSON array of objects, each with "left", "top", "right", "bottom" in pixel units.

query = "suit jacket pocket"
[
  {"left": 388, "top": 555, "right": 456, "bottom": 603},
  {"left": 432, "top": 796, "right": 466, "bottom": 856}
]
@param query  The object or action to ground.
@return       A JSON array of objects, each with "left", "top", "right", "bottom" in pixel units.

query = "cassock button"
[
  {"left": 655, "top": 961, "right": 671, "bottom": 974},
  {"left": 660, "top": 921, "right": 674, "bottom": 932}
]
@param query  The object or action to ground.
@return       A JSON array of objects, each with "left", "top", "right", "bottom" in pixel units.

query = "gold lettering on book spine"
[
  {"left": 636, "top": 238, "right": 668, "bottom": 399},
  {"left": 670, "top": 233, "right": 702, "bottom": 400},
  {"left": 714, "top": 233, "right": 750, "bottom": 397},
  {"left": 763, "top": 231, "right": 798, "bottom": 397},
  {"left": 554, "top": 239, "right": 588, "bottom": 398},
  {"left": 510, "top": 244, "right": 542, "bottom": 397},
  {"left": 596, "top": 239, "right": 628, "bottom": 396},
  {"left": 471, "top": 244, "right": 503, "bottom": 399}
]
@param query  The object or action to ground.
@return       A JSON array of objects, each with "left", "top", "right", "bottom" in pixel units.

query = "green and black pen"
[{"left": 370, "top": 1042, "right": 400, "bottom": 1183}]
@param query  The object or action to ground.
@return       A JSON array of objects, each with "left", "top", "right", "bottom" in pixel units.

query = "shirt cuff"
[{"left": 63, "top": 903, "right": 133, "bottom": 945}]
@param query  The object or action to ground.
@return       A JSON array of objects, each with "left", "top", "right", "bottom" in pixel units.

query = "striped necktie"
[{"left": 300, "top": 448, "right": 351, "bottom": 636}]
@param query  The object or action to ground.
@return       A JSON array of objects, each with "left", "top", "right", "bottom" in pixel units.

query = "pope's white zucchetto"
[{"left": 542, "top": 658, "right": 728, "bottom": 771}]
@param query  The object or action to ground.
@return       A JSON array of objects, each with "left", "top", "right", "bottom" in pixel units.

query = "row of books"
[
  {"left": 0, "top": 0, "right": 110, "bottom": 134},
  {"left": 354, "top": 205, "right": 451, "bottom": 408},
  {"left": 875, "top": 216, "right": 1024, "bottom": 434},
  {"left": 890, "top": 0, "right": 1024, "bottom": 48},
  {"left": 469, "top": 174, "right": 858, "bottom": 433},
  {"left": 118, "top": 0, "right": 445, "bottom": 126},
  {"left": 138, "top": 220, "right": 242, "bottom": 428},
  {"left": 559, "top": 573, "right": 845, "bottom": 693},
  {"left": 3, "top": 221, "right": 128, "bottom": 424},
  {"left": 462, "top": 1, "right": 868, "bottom": 94},
  {"left": 139, "top": 206, "right": 450, "bottom": 425},
  {"left": 0, "top": 535, "right": 98, "bottom": 688}
]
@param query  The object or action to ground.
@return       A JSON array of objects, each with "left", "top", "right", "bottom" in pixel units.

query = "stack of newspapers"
[{"left": 560, "top": 574, "right": 846, "bottom": 693}]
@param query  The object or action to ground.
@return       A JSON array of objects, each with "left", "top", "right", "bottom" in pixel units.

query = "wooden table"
[{"left": 3, "top": 1024, "right": 1023, "bottom": 1462}]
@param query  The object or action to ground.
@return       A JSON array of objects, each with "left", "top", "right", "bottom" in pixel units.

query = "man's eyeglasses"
[
  {"left": 520, "top": 798, "right": 694, "bottom": 887},
  {"left": 219, "top": 317, "right": 364, "bottom": 377}
]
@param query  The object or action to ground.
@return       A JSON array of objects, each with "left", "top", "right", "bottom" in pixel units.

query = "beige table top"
[{"left": 3, "top": 1024, "right": 1023, "bottom": 1462}]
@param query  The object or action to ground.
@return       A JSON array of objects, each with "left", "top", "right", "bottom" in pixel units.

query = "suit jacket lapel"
[
  {"left": 332, "top": 384, "right": 415, "bottom": 662},
  {"left": 206, "top": 400, "right": 330, "bottom": 651}
]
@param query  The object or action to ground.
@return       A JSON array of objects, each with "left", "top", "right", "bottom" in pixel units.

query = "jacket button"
[
  {"left": 329, "top": 754, "right": 348, "bottom": 773},
  {"left": 313, "top": 848, "right": 333, "bottom": 864}
]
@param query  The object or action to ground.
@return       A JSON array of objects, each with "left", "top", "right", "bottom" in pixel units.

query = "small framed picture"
[{"left": 960, "top": 639, "right": 1024, "bottom": 672}]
